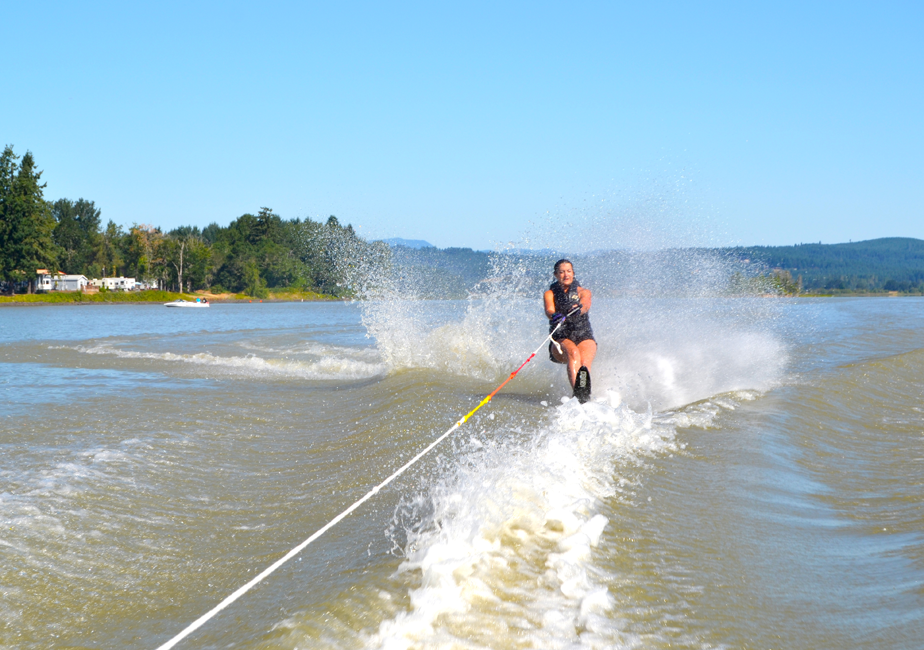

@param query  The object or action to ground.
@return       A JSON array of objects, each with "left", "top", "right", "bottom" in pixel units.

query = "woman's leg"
[
  {"left": 560, "top": 340, "right": 581, "bottom": 386},
  {"left": 577, "top": 339, "right": 597, "bottom": 372},
  {"left": 560, "top": 339, "right": 597, "bottom": 387}
]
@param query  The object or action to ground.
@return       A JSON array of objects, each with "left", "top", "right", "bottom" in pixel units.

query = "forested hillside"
[
  {"left": 0, "top": 146, "right": 384, "bottom": 296},
  {"left": 386, "top": 239, "right": 924, "bottom": 296},
  {"left": 388, "top": 245, "right": 493, "bottom": 298},
  {"left": 728, "top": 238, "right": 924, "bottom": 292}
]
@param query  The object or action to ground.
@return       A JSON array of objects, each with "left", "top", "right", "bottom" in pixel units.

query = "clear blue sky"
[{"left": 5, "top": 1, "right": 922, "bottom": 251}]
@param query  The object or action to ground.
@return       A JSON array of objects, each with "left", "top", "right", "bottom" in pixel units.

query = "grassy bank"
[
  {"left": 0, "top": 288, "right": 340, "bottom": 304},
  {"left": 243, "top": 288, "right": 341, "bottom": 301},
  {"left": 800, "top": 290, "right": 924, "bottom": 297},
  {"left": 0, "top": 290, "right": 189, "bottom": 304}
]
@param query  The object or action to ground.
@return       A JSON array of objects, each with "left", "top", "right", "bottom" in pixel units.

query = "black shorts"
[
  {"left": 551, "top": 320, "right": 595, "bottom": 344},
  {"left": 556, "top": 331, "right": 596, "bottom": 345},
  {"left": 549, "top": 333, "right": 596, "bottom": 363}
]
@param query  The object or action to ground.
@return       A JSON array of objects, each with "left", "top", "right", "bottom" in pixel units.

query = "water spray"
[{"left": 152, "top": 308, "right": 580, "bottom": 650}]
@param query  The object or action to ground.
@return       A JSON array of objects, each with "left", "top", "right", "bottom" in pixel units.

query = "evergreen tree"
[
  {"left": 0, "top": 146, "right": 18, "bottom": 283},
  {"left": 0, "top": 147, "right": 59, "bottom": 292}
]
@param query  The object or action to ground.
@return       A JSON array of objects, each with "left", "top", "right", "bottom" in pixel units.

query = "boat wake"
[
  {"left": 368, "top": 391, "right": 669, "bottom": 648},
  {"left": 55, "top": 343, "right": 387, "bottom": 382}
]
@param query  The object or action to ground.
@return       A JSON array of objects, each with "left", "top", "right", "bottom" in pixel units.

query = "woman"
[{"left": 544, "top": 259, "right": 596, "bottom": 403}]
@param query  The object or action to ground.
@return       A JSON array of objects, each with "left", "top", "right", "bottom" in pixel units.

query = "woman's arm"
[
  {"left": 577, "top": 286, "right": 592, "bottom": 314},
  {"left": 544, "top": 289, "right": 557, "bottom": 317}
]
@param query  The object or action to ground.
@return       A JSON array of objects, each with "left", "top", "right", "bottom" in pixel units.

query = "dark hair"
[{"left": 553, "top": 258, "right": 573, "bottom": 273}]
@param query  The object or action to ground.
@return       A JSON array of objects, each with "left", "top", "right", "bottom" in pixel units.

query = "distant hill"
[
  {"left": 382, "top": 237, "right": 924, "bottom": 297},
  {"left": 381, "top": 238, "right": 434, "bottom": 249},
  {"left": 727, "top": 237, "right": 924, "bottom": 292},
  {"left": 389, "top": 245, "right": 493, "bottom": 298}
]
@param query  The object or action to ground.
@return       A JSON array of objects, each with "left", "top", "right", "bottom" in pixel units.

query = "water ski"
[{"left": 573, "top": 366, "right": 591, "bottom": 404}]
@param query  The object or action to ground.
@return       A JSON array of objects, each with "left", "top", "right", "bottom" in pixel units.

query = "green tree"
[
  {"left": 98, "top": 220, "right": 125, "bottom": 278},
  {"left": 161, "top": 227, "right": 214, "bottom": 291},
  {"left": 290, "top": 214, "right": 390, "bottom": 297},
  {"left": 211, "top": 213, "right": 258, "bottom": 291},
  {"left": 162, "top": 236, "right": 188, "bottom": 291},
  {"left": 124, "top": 224, "right": 163, "bottom": 282},
  {"left": 210, "top": 210, "right": 296, "bottom": 292},
  {"left": 770, "top": 269, "right": 801, "bottom": 295},
  {"left": 0, "top": 146, "right": 17, "bottom": 284},
  {"left": 51, "top": 198, "right": 102, "bottom": 276},
  {"left": 256, "top": 207, "right": 280, "bottom": 241},
  {"left": 201, "top": 222, "right": 222, "bottom": 244},
  {"left": 0, "top": 146, "right": 59, "bottom": 292},
  {"left": 242, "top": 259, "right": 267, "bottom": 297},
  {"left": 185, "top": 236, "right": 215, "bottom": 290}
]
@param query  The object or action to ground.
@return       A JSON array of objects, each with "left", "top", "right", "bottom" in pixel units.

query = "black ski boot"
[{"left": 573, "top": 366, "right": 591, "bottom": 404}]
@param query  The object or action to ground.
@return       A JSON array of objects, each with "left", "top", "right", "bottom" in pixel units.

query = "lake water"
[{"left": 1, "top": 297, "right": 922, "bottom": 649}]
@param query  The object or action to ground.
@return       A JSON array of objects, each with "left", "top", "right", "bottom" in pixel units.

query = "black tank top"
[
  {"left": 549, "top": 280, "right": 594, "bottom": 342},
  {"left": 550, "top": 280, "right": 581, "bottom": 314}
]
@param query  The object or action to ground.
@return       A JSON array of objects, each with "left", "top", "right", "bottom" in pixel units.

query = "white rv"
[{"left": 90, "top": 277, "right": 137, "bottom": 291}]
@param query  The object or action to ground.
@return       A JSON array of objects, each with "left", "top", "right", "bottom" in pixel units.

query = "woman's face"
[{"left": 554, "top": 263, "right": 574, "bottom": 285}]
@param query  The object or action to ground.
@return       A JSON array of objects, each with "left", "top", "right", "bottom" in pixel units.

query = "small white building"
[
  {"left": 90, "top": 277, "right": 137, "bottom": 291},
  {"left": 36, "top": 270, "right": 89, "bottom": 292}
]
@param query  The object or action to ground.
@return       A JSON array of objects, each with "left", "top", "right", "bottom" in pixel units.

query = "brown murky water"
[{"left": 1, "top": 298, "right": 922, "bottom": 649}]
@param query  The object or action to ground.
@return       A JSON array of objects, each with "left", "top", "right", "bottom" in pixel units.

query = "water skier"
[{"left": 544, "top": 259, "right": 596, "bottom": 403}]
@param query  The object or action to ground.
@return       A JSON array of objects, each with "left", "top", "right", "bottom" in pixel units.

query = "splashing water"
[
  {"left": 340, "top": 213, "right": 786, "bottom": 409},
  {"left": 316, "top": 203, "right": 792, "bottom": 648},
  {"left": 371, "top": 390, "right": 674, "bottom": 649}
]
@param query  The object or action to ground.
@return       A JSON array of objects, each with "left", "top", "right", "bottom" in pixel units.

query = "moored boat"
[{"left": 164, "top": 298, "right": 210, "bottom": 308}]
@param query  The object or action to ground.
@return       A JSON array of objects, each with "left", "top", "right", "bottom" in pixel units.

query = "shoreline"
[
  {"left": 3, "top": 291, "right": 922, "bottom": 306},
  {"left": 0, "top": 290, "right": 343, "bottom": 306}
]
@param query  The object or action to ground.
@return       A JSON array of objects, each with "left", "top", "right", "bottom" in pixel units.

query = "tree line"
[
  {"left": 729, "top": 238, "right": 924, "bottom": 293},
  {"left": 0, "top": 146, "right": 386, "bottom": 296}
]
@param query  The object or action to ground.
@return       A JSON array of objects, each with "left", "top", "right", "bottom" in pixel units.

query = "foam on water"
[
  {"left": 55, "top": 343, "right": 387, "bottom": 381},
  {"left": 352, "top": 293, "right": 786, "bottom": 411},
  {"left": 355, "top": 298, "right": 544, "bottom": 381},
  {"left": 363, "top": 387, "right": 757, "bottom": 649},
  {"left": 0, "top": 440, "right": 148, "bottom": 619},
  {"left": 590, "top": 299, "right": 787, "bottom": 411}
]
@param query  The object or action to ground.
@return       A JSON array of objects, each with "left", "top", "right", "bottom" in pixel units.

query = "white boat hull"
[{"left": 164, "top": 300, "right": 210, "bottom": 308}]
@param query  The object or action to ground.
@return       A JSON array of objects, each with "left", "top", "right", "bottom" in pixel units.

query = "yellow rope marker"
[{"left": 153, "top": 310, "right": 576, "bottom": 650}]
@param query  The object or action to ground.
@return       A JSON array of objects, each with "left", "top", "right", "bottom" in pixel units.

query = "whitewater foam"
[
  {"left": 56, "top": 344, "right": 387, "bottom": 381},
  {"left": 367, "top": 391, "right": 684, "bottom": 649}
]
